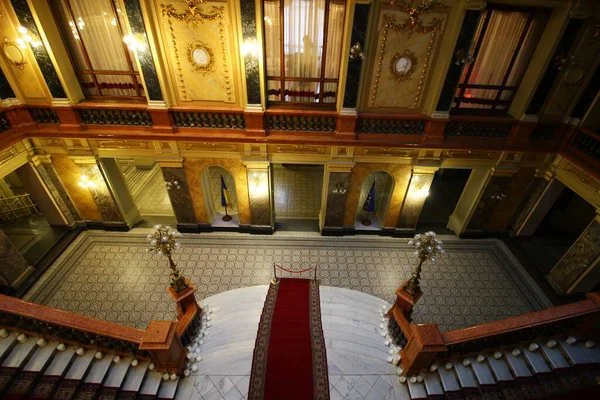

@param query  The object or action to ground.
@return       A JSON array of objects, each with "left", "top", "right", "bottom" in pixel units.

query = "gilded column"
[
  {"left": 71, "top": 157, "right": 126, "bottom": 230},
  {"left": 244, "top": 161, "right": 273, "bottom": 234},
  {"left": 31, "top": 154, "right": 80, "bottom": 226},
  {"left": 0, "top": 229, "right": 34, "bottom": 291},
  {"left": 396, "top": 167, "right": 438, "bottom": 234},
  {"left": 321, "top": 163, "right": 354, "bottom": 235},
  {"left": 158, "top": 159, "right": 198, "bottom": 232},
  {"left": 548, "top": 212, "right": 600, "bottom": 294}
]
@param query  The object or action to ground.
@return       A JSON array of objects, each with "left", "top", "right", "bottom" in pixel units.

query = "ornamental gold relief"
[
  {"left": 367, "top": 7, "right": 446, "bottom": 110},
  {"left": 157, "top": 0, "right": 237, "bottom": 104}
]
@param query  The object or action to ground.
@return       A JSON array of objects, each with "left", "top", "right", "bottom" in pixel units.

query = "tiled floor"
[
  {"left": 24, "top": 230, "right": 551, "bottom": 331},
  {"left": 273, "top": 165, "right": 323, "bottom": 219}
]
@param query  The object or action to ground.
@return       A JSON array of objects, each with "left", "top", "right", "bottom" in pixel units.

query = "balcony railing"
[
  {"left": 0, "top": 194, "right": 39, "bottom": 222},
  {"left": 0, "top": 112, "right": 9, "bottom": 133}
]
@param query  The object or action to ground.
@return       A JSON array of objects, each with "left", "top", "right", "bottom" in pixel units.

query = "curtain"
[
  {"left": 264, "top": 0, "right": 345, "bottom": 103},
  {"left": 459, "top": 10, "right": 545, "bottom": 109},
  {"left": 53, "top": 0, "right": 139, "bottom": 97}
]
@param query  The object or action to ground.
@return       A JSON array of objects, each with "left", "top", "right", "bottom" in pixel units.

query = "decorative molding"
[
  {"left": 390, "top": 49, "right": 417, "bottom": 82},
  {"left": 360, "top": 148, "right": 413, "bottom": 157},
  {"left": 0, "top": 147, "right": 18, "bottom": 165},
  {"left": 571, "top": 131, "right": 600, "bottom": 162},
  {"left": 356, "top": 118, "right": 425, "bottom": 135},
  {"left": 184, "top": 142, "right": 237, "bottom": 152},
  {"left": 444, "top": 150, "right": 496, "bottom": 160},
  {"left": 273, "top": 145, "right": 326, "bottom": 155},
  {"left": 187, "top": 41, "right": 214, "bottom": 74},
  {"left": 97, "top": 140, "right": 149, "bottom": 150}
]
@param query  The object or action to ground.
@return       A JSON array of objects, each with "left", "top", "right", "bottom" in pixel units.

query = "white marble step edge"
[
  {"left": 0, "top": 333, "right": 17, "bottom": 361},
  {"left": 102, "top": 357, "right": 132, "bottom": 388},
  {"left": 198, "top": 330, "right": 258, "bottom": 352},
  {"left": 120, "top": 361, "right": 149, "bottom": 392},
  {"left": 157, "top": 377, "right": 179, "bottom": 399},
  {"left": 139, "top": 370, "right": 164, "bottom": 395},
  {"left": 2, "top": 338, "right": 38, "bottom": 368},
  {"left": 84, "top": 355, "right": 113, "bottom": 384},
  {"left": 44, "top": 347, "right": 76, "bottom": 376},
  {"left": 323, "top": 332, "right": 390, "bottom": 355},
  {"left": 64, "top": 350, "right": 95, "bottom": 380},
  {"left": 23, "top": 342, "right": 58, "bottom": 372}
]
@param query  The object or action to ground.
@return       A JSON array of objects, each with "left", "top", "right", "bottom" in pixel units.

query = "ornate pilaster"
[
  {"left": 71, "top": 157, "right": 125, "bottom": 229},
  {"left": 122, "top": 0, "right": 165, "bottom": 102},
  {"left": 396, "top": 166, "right": 438, "bottom": 233},
  {"left": 244, "top": 160, "right": 273, "bottom": 234},
  {"left": 321, "top": 163, "right": 354, "bottom": 235},
  {"left": 157, "top": 159, "right": 198, "bottom": 232},
  {"left": 31, "top": 155, "right": 80, "bottom": 226},
  {"left": 0, "top": 229, "right": 34, "bottom": 290},
  {"left": 548, "top": 213, "right": 600, "bottom": 294},
  {"left": 9, "top": 0, "right": 67, "bottom": 99},
  {"left": 240, "top": 0, "right": 261, "bottom": 106}
]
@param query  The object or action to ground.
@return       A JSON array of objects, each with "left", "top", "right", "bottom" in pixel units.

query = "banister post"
[
  {"left": 168, "top": 281, "right": 199, "bottom": 318},
  {"left": 400, "top": 324, "right": 447, "bottom": 376},
  {"left": 385, "top": 280, "right": 423, "bottom": 319},
  {"left": 139, "top": 321, "right": 187, "bottom": 374}
]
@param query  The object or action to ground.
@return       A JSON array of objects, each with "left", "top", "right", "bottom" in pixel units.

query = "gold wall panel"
[
  {"left": 343, "top": 163, "right": 412, "bottom": 227},
  {"left": 365, "top": 6, "right": 447, "bottom": 111},
  {"left": 52, "top": 154, "right": 102, "bottom": 221},
  {"left": 155, "top": 0, "right": 241, "bottom": 105},
  {"left": 0, "top": 2, "right": 51, "bottom": 103},
  {"left": 183, "top": 157, "right": 251, "bottom": 224}
]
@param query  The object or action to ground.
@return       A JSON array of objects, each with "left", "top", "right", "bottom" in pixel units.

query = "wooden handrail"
[
  {"left": 578, "top": 126, "right": 600, "bottom": 141},
  {"left": 442, "top": 296, "right": 600, "bottom": 346},
  {"left": 0, "top": 294, "right": 144, "bottom": 343}
]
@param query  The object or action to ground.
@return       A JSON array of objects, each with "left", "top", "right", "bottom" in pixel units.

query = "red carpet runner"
[{"left": 248, "top": 278, "right": 329, "bottom": 400}]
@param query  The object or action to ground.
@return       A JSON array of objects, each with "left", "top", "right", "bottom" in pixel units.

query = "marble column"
[
  {"left": 244, "top": 161, "right": 273, "bottom": 234},
  {"left": 31, "top": 155, "right": 80, "bottom": 226},
  {"left": 548, "top": 213, "right": 600, "bottom": 294},
  {"left": 15, "top": 161, "right": 70, "bottom": 227},
  {"left": 98, "top": 158, "right": 141, "bottom": 229},
  {"left": 464, "top": 171, "right": 513, "bottom": 234},
  {"left": 158, "top": 160, "right": 198, "bottom": 232},
  {"left": 72, "top": 157, "right": 126, "bottom": 230},
  {"left": 321, "top": 163, "right": 354, "bottom": 235},
  {"left": 0, "top": 229, "right": 34, "bottom": 290},
  {"left": 396, "top": 167, "right": 438, "bottom": 234},
  {"left": 510, "top": 169, "right": 552, "bottom": 234},
  {"left": 516, "top": 177, "right": 565, "bottom": 237}
]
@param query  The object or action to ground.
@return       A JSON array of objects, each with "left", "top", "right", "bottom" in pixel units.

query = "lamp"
[
  {"left": 332, "top": 181, "right": 347, "bottom": 195},
  {"left": 15, "top": 26, "right": 42, "bottom": 49},
  {"left": 241, "top": 39, "right": 258, "bottom": 58},
  {"left": 78, "top": 175, "right": 96, "bottom": 189},
  {"left": 146, "top": 225, "right": 189, "bottom": 293},
  {"left": 165, "top": 177, "right": 181, "bottom": 191},
  {"left": 123, "top": 33, "right": 147, "bottom": 52},
  {"left": 349, "top": 42, "right": 364, "bottom": 61},
  {"left": 403, "top": 231, "right": 445, "bottom": 296}
]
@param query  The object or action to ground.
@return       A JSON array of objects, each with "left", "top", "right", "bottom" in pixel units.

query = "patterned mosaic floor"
[
  {"left": 273, "top": 165, "right": 323, "bottom": 219},
  {"left": 24, "top": 230, "right": 551, "bottom": 332}
]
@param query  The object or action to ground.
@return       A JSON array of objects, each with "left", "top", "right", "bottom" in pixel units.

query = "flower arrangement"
[
  {"left": 147, "top": 225, "right": 189, "bottom": 293},
  {"left": 403, "top": 231, "right": 445, "bottom": 296}
]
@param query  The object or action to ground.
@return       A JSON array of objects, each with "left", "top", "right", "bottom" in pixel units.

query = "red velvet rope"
[{"left": 274, "top": 264, "right": 317, "bottom": 274}]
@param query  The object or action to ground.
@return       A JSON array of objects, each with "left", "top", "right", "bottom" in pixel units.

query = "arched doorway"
[
  {"left": 202, "top": 166, "right": 240, "bottom": 227},
  {"left": 355, "top": 171, "right": 394, "bottom": 231}
]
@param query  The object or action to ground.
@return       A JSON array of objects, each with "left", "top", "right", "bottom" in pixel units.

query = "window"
[
  {"left": 452, "top": 6, "right": 548, "bottom": 114},
  {"left": 263, "top": 0, "right": 346, "bottom": 106},
  {"left": 50, "top": 0, "right": 145, "bottom": 99}
]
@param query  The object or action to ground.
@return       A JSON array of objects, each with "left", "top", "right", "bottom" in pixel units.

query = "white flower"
[
  {"left": 413, "top": 251, "right": 419, "bottom": 257},
  {"left": 161, "top": 236, "right": 168, "bottom": 242},
  {"left": 408, "top": 240, "right": 414, "bottom": 245},
  {"left": 427, "top": 246, "right": 432, "bottom": 251},
  {"left": 150, "top": 239, "right": 157, "bottom": 246},
  {"left": 431, "top": 257, "right": 436, "bottom": 262},
  {"left": 154, "top": 224, "right": 161, "bottom": 229},
  {"left": 415, "top": 241, "right": 421, "bottom": 246},
  {"left": 175, "top": 242, "right": 181, "bottom": 248},
  {"left": 157, "top": 250, "right": 163, "bottom": 255}
]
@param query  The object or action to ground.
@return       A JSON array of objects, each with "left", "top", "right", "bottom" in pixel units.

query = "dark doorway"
[{"left": 416, "top": 169, "right": 472, "bottom": 234}]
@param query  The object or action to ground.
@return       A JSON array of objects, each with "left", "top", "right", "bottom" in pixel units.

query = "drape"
[
  {"left": 264, "top": 0, "right": 345, "bottom": 103},
  {"left": 53, "top": 0, "right": 141, "bottom": 97},
  {"left": 458, "top": 10, "right": 545, "bottom": 109}
]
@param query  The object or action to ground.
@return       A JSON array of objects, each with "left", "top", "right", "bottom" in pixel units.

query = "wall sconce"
[
  {"left": 123, "top": 33, "right": 147, "bottom": 52},
  {"left": 165, "top": 177, "right": 181, "bottom": 191},
  {"left": 332, "top": 181, "right": 347, "bottom": 195},
  {"left": 349, "top": 42, "right": 364, "bottom": 60},
  {"left": 15, "top": 26, "right": 43, "bottom": 49},
  {"left": 78, "top": 175, "right": 97, "bottom": 189},
  {"left": 488, "top": 184, "right": 506, "bottom": 201},
  {"left": 241, "top": 39, "right": 258, "bottom": 58},
  {"left": 409, "top": 175, "right": 430, "bottom": 200}
]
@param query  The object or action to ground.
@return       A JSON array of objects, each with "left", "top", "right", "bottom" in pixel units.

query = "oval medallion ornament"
[
  {"left": 390, "top": 50, "right": 417, "bottom": 82},
  {"left": 188, "top": 42, "right": 213, "bottom": 74}
]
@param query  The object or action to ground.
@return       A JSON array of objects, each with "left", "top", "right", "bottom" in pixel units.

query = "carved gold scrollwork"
[
  {"left": 98, "top": 140, "right": 148, "bottom": 149},
  {"left": 2, "top": 37, "right": 26, "bottom": 71},
  {"left": 187, "top": 41, "right": 213, "bottom": 74},
  {"left": 390, "top": 49, "right": 417, "bottom": 81},
  {"left": 161, "top": 0, "right": 223, "bottom": 25}
]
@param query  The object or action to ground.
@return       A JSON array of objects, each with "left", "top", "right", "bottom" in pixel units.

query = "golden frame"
[
  {"left": 2, "top": 37, "right": 26, "bottom": 71},
  {"left": 187, "top": 41, "right": 214, "bottom": 74},
  {"left": 390, "top": 49, "right": 417, "bottom": 82}
]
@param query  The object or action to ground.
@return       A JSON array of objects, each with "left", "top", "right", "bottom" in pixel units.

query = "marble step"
[
  {"left": 326, "top": 349, "right": 395, "bottom": 376},
  {"left": 23, "top": 341, "right": 58, "bottom": 372},
  {"left": 202, "top": 315, "right": 262, "bottom": 338},
  {"left": 157, "top": 377, "right": 179, "bottom": 399},
  {"left": 207, "top": 308, "right": 264, "bottom": 325},
  {"left": 201, "top": 285, "right": 268, "bottom": 307},
  {"left": 197, "top": 352, "right": 254, "bottom": 376},
  {"left": 198, "top": 330, "right": 258, "bottom": 352},
  {"left": 321, "top": 286, "right": 389, "bottom": 307},
  {"left": 83, "top": 355, "right": 113, "bottom": 384},
  {"left": 197, "top": 340, "right": 256, "bottom": 362},
  {"left": 139, "top": 370, "right": 163, "bottom": 397},
  {"left": 43, "top": 346, "right": 76, "bottom": 376},
  {"left": 102, "top": 357, "right": 131, "bottom": 388},
  {"left": 2, "top": 337, "right": 38, "bottom": 368},
  {"left": 322, "top": 295, "right": 389, "bottom": 315},
  {"left": 0, "top": 333, "right": 18, "bottom": 362},
  {"left": 64, "top": 350, "right": 95, "bottom": 381},
  {"left": 329, "top": 339, "right": 390, "bottom": 362},
  {"left": 322, "top": 305, "right": 382, "bottom": 327},
  {"left": 120, "top": 360, "right": 149, "bottom": 393},
  {"left": 322, "top": 315, "right": 381, "bottom": 335},
  {"left": 323, "top": 331, "right": 389, "bottom": 355}
]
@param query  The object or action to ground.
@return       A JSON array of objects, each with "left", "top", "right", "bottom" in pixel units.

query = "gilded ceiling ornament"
[
  {"left": 2, "top": 37, "right": 26, "bottom": 71},
  {"left": 187, "top": 41, "right": 213, "bottom": 74},
  {"left": 388, "top": 0, "right": 443, "bottom": 31},
  {"left": 390, "top": 50, "right": 417, "bottom": 81},
  {"left": 161, "top": 0, "right": 224, "bottom": 25}
]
